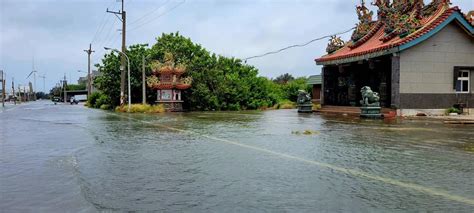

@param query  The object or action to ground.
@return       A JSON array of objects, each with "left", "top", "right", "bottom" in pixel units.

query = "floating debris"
[{"left": 292, "top": 130, "right": 320, "bottom": 135}]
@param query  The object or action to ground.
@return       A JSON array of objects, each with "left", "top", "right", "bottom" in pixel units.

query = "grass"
[
  {"left": 312, "top": 103, "right": 321, "bottom": 111},
  {"left": 273, "top": 100, "right": 296, "bottom": 109},
  {"left": 115, "top": 104, "right": 165, "bottom": 113}
]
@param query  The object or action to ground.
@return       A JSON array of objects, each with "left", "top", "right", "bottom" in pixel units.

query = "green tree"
[
  {"left": 280, "top": 77, "right": 312, "bottom": 102},
  {"left": 66, "top": 84, "right": 86, "bottom": 91},
  {"left": 94, "top": 32, "right": 287, "bottom": 110},
  {"left": 273, "top": 73, "right": 295, "bottom": 84}
]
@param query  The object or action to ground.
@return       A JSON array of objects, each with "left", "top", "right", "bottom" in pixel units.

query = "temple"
[{"left": 315, "top": 0, "right": 474, "bottom": 116}]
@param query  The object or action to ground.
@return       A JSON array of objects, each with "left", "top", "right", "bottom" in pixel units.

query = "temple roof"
[
  {"left": 316, "top": 1, "right": 474, "bottom": 65},
  {"left": 307, "top": 75, "right": 321, "bottom": 85}
]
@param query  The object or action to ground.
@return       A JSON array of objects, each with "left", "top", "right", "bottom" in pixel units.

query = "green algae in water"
[{"left": 292, "top": 130, "right": 320, "bottom": 135}]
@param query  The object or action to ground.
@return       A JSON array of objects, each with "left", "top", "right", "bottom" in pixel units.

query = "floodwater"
[{"left": 1, "top": 101, "right": 474, "bottom": 212}]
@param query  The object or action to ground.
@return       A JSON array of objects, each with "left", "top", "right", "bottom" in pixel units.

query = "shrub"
[
  {"left": 100, "top": 104, "right": 112, "bottom": 110},
  {"left": 275, "top": 100, "right": 296, "bottom": 109},
  {"left": 446, "top": 107, "right": 461, "bottom": 115},
  {"left": 312, "top": 104, "right": 321, "bottom": 111},
  {"left": 115, "top": 104, "right": 165, "bottom": 113},
  {"left": 87, "top": 92, "right": 102, "bottom": 108},
  {"left": 94, "top": 94, "right": 111, "bottom": 109}
]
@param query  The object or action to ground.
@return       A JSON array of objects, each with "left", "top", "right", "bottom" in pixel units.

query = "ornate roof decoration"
[
  {"left": 326, "top": 36, "right": 345, "bottom": 54},
  {"left": 377, "top": 0, "right": 440, "bottom": 41},
  {"left": 315, "top": 0, "right": 473, "bottom": 65},
  {"left": 350, "top": 0, "right": 375, "bottom": 43},
  {"left": 467, "top": 10, "right": 474, "bottom": 25}
]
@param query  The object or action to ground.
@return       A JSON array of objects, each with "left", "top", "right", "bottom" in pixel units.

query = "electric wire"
[
  {"left": 92, "top": 18, "right": 119, "bottom": 64},
  {"left": 128, "top": 0, "right": 171, "bottom": 26},
  {"left": 91, "top": 0, "right": 116, "bottom": 44},
  {"left": 127, "top": 0, "right": 186, "bottom": 32},
  {"left": 243, "top": 27, "right": 355, "bottom": 61}
]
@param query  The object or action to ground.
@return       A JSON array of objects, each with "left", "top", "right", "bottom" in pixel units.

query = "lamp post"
[{"left": 104, "top": 47, "right": 131, "bottom": 112}]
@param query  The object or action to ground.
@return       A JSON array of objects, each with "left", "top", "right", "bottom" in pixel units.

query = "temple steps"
[{"left": 315, "top": 105, "right": 394, "bottom": 117}]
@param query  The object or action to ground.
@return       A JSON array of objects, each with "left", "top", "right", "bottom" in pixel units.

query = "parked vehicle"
[{"left": 52, "top": 97, "right": 61, "bottom": 105}]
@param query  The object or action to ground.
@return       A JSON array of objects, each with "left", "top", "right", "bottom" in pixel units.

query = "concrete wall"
[
  {"left": 398, "top": 22, "right": 474, "bottom": 114},
  {"left": 400, "top": 22, "right": 474, "bottom": 94}
]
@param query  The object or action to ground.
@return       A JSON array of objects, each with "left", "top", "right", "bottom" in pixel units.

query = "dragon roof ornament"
[
  {"left": 376, "top": 0, "right": 451, "bottom": 41},
  {"left": 326, "top": 36, "right": 345, "bottom": 54},
  {"left": 350, "top": 0, "right": 375, "bottom": 43}
]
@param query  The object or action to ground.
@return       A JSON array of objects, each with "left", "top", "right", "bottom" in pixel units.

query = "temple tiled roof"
[
  {"left": 307, "top": 75, "right": 321, "bottom": 85},
  {"left": 316, "top": 1, "right": 474, "bottom": 65}
]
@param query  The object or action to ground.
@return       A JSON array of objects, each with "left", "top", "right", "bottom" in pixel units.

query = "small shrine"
[{"left": 147, "top": 53, "right": 192, "bottom": 111}]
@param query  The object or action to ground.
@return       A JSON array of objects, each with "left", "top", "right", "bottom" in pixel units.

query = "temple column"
[{"left": 391, "top": 54, "right": 400, "bottom": 109}]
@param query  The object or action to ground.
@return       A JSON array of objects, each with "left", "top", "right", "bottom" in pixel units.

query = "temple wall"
[
  {"left": 399, "top": 22, "right": 474, "bottom": 94},
  {"left": 398, "top": 22, "right": 474, "bottom": 113}
]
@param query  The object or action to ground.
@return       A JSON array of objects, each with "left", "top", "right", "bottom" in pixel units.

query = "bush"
[
  {"left": 87, "top": 92, "right": 102, "bottom": 108},
  {"left": 446, "top": 107, "right": 461, "bottom": 115},
  {"left": 115, "top": 104, "right": 165, "bottom": 113},
  {"left": 87, "top": 92, "right": 111, "bottom": 109},
  {"left": 100, "top": 104, "right": 112, "bottom": 110},
  {"left": 312, "top": 104, "right": 321, "bottom": 110},
  {"left": 95, "top": 95, "right": 111, "bottom": 109},
  {"left": 274, "top": 100, "right": 296, "bottom": 109}
]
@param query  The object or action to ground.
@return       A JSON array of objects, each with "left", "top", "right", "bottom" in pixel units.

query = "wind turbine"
[
  {"left": 26, "top": 70, "right": 37, "bottom": 94},
  {"left": 27, "top": 56, "right": 37, "bottom": 99}
]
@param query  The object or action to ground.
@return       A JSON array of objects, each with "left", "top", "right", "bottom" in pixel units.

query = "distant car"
[{"left": 52, "top": 97, "right": 61, "bottom": 105}]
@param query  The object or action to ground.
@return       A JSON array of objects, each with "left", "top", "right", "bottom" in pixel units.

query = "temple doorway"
[{"left": 323, "top": 55, "right": 392, "bottom": 107}]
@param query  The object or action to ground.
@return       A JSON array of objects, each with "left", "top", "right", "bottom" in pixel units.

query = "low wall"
[{"left": 399, "top": 108, "right": 474, "bottom": 116}]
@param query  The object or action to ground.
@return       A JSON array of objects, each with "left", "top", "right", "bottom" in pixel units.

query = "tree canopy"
[{"left": 93, "top": 32, "right": 311, "bottom": 110}]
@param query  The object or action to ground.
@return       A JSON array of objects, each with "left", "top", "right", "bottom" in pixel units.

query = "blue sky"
[{"left": 0, "top": 0, "right": 472, "bottom": 93}]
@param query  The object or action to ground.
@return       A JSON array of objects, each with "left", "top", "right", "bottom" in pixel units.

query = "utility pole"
[
  {"left": 32, "top": 56, "right": 37, "bottom": 101},
  {"left": 63, "top": 74, "right": 67, "bottom": 103},
  {"left": 12, "top": 78, "right": 16, "bottom": 105},
  {"left": 107, "top": 0, "right": 126, "bottom": 106},
  {"left": 142, "top": 55, "right": 146, "bottom": 104},
  {"left": 1, "top": 70, "right": 5, "bottom": 108},
  {"left": 84, "top": 43, "right": 95, "bottom": 97}
]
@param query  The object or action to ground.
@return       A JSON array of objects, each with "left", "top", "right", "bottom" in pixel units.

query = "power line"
[
  {"left": 128, "top": 0, "right": 171, "bottom": 26},
  {"left": 91, "top": 0, "right": 116, "bottom": 44},
  {"left": 92, "top": 18, "right": 119, "bottom": 63},
  {"left": 243, "top": 27, "right": 355, "bottom": 61},
  {"left": 127, "top": 0, "right": 186, "bottom": 32}
]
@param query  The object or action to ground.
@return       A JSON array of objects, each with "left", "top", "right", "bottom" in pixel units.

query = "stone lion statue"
[
  {"left": 360, "top": 86, "right": 380, "bottom": 107},
  {"left": 297, "top": 90, "right": 312, "bottom": 105}
]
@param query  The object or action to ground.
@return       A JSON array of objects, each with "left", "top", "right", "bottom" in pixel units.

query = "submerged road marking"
[
  {"left": 0, "top": 104, "right": 24, "bottom": 114},
  {"left": 107, "top": 112, "right": 474, "bottom": 206}
]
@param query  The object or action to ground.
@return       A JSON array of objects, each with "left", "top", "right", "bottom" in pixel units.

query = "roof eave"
[
  {"left": 316, "top": 11, "right": 474, "bottom": 66},
  {"left": 399, "top": 12, "right": 474, "bottom": 52},
  {"left": 315, "top": 47, "right": 398, "bottom": 66}
]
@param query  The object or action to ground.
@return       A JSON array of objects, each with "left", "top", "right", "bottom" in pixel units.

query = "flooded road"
[{"left": 1, "top": 101, "right": 474, "bottom": 212}]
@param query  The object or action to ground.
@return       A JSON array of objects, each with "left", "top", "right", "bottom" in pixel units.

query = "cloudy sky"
[{"left": 0, "top": 0, "right": 472, "bottom": 93}]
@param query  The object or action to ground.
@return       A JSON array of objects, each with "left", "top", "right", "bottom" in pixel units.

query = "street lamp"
[{"left": 104, "top": 47, "right": 131, "bottom": 112}]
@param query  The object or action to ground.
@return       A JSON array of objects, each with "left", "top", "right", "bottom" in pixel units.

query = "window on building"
[{"left": 456, "top": 70, "right": 470, "bottom": 93}]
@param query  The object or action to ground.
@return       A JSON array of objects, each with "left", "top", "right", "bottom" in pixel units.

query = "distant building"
[
  {"left": 307, "top": 75, "right": 321, "bottom": 103},
  {"left": 315, "top": 1, "right": 474, "bottom": 115},
  {"left": 77, "top": 70, "right": 100, "bottom": 93}
]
